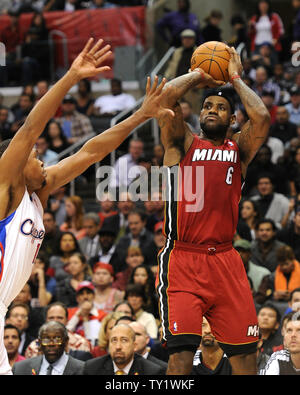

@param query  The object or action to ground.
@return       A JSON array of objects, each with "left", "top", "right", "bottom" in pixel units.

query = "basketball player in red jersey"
[{"left": 155, "top": 47, "right": 271, "bottom": 375}]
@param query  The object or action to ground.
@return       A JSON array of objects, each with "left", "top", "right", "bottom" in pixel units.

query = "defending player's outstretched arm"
[
  {"left": 0, "top": 38, "right": 111, "bottom": 189},
  {"left": 226, "top": 47, "right": 271, "bottom": 177},
  {"left": 36, "top": 76, "right": 174, "bottom": 207}
]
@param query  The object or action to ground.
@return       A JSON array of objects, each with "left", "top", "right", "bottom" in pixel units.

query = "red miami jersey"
[{"left": 163, "top": 135, "right": 242, "bottom": 245}]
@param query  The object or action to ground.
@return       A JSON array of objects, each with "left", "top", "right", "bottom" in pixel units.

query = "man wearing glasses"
[{"left": 12, "top": 321, "right": 84, "bottom": 375}]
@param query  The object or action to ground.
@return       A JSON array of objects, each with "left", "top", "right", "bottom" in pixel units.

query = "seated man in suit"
[
  {"left": 12, "top": 321, "right": 85, "bottom": 375},
  {"left": 83, "top": 323, "right": 165, "bottom": 375},
  {"left": 129, "top": 321, "right": 168, "bottom": 372}
]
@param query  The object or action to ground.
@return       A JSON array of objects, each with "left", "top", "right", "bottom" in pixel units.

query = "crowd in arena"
[{"left": 2, "top": 0, "right": 300, "bottom": 375}]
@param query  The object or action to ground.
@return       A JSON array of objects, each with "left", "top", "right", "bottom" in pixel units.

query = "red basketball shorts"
[{"left": 156, "top": 240, "right": 259, "bottom": 357}]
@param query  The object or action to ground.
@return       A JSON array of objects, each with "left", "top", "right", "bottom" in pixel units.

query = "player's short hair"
[
  {"left": 202, "top": 89, "right": 235, "bottom": 115},
  {"left": 0, "top": 139, "right": 12, "bottom": 159}
]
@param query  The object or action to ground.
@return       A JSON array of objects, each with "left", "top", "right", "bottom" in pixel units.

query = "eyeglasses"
[
  {"left": 10, "top": 314, "right": 28, "bottom": 320},
  {"left": 39, "top": 337, "right": 63, "bottom": 346}
]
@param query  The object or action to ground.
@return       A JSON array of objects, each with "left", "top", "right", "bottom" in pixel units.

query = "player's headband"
[{"left": 202, "top": 89, "right": 235, "bottom": 115}]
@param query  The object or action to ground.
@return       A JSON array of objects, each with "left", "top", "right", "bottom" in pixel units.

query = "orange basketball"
[{"left": 191, "top": 41, "right": 230, "bottom": 82}]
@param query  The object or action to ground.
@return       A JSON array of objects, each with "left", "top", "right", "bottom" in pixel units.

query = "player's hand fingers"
[
  {"left": 89, "top": 38, "right": 104, "bottom": 55},
  {"left": 145, "top": 76, "right": 151, "bottom": 95},
  {"left": 150, "top": 75, "right": 159, "bottom": 94},
  {"left": 81, "top": 38, "right": 94, "bottom": 55},
  {"left": 155, "top": 77, "right": 168, "bottom": 94}
]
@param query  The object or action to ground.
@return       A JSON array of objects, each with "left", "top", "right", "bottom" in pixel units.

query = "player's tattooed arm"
[
  {"left": 226, "top": 47, "right": 270, "bottom": 174},
  {"left": 232, "top": 78, "right": 270, "bottom": 171}
]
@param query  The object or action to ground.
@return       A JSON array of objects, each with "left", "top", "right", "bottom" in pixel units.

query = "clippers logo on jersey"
[
  {"left": 20, "top": 219, "right": 45, "bottom": 243},
  {"left": 192, "top": 148, "right": 238, "bottom": 163}
]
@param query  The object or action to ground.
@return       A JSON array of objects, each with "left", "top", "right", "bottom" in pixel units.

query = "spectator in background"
[
  {"left": 262, "top": 314, "right": 300, "bottom": 375},
  {"left": 150, "top": 221, "right": 166, "bottom": 276},
  {"left": 29, "top": 11, "right": 49, "bottom": 41},
  {"left": 192, "top": 317, "right": 232, "bottom": 375},
  {"left": 88, "top": 221, "right": 122, "bottom": 273},
  {"left": 243, "top": 145, "right": 288, "bottom": 197},
  {"left": 28, "top": 251, "right": 56, "bottom": 307},
  {"left": 179, "top": 99, "right": 201, "bottom": 134},
  {"left": 270, "top": 106, "right": 298, "bottom": 145},
  {"left": 40, "top": 209, "right": 62, "bottom": 260},
  {"left": 146, "top": 191, "right": 165, "bottom": 233},
  {"left": 252, "top": 66, "right": 281, "bottom": 105},
  {"left": 49, "top": 185, "right": 67, "bottom": 227},
  {"left": 251, "top": 43, "right": 278, "bottom": 74},
  {"left": 248, "top": 0, "right": 284, "bottom": 60},
  {"left": 285, "top": 86, "right": 300, "bottom": 126},
  {"left": 60, "top": 196, "right": 86, "bottom": 240},
  {"left": 257, "top": 303, "right": 283, "bottom": 358},
  {"left": 5, "top": 303, "right": 35, "bottom": 356},
  {"left": 76, "top": 79, "right": 95, "bottom": 117},
  {"left": 251, "top": 219, "right": 286, "bottom": 273},
  {"left": 35, "top": 135, "right": 59, "bottom": 166},
  {"left": 92, "top": 262, "right": 124, "bottom": 312},
  {"left": 113, "top": 246, "right": 145, "bottom": 291},
  {"left": 273, "top": 245, "right": 300, "bottom": 302},
  {"left": 237, "top": 199, "right": 260, "bottom": 241},
  {"left": 228, "top": 14, "right": 249, "bottom": 53},
  {"left": 97, "top": 192, "right": 117, "bottom": 228},
  {"left": 128, "top": 264, "right": 158, "bottom": 318},
  {"left": 11, "top": 93, "right": 34, "bottom": 123},
  {"left": 83, "top": 323, "right": 164, "bottom": 375},
  {"left": 66, "top": 281, "right": 107, "bottom": 346},
  {"left": 129, "top": 321, "right": 168, "bottom": 371},
  {"left": 49, "top": 231, "right": 82, "bottom": 283},
  {"left": 201, "top": 10, "right": 223, "bottom": 43},
  {"left": 156, "top": 0, "right": 202, "bottom": 48},
  {"left": 21, "top": 24, "right": 50, "bottom": 85},
  {"left": 234, "top": 239, "right": 271, "bottom": 294},
  {"left": 0, "top": 107, "right": 12, "bottom": 141},
  {"left": 55, "top": 252, "right": 92, "bottom": 308},
  {"left": 251, "top": 174, "right": 290, "bottom": 229},
  {"left": 277, "top": 206, "right": 300, "bottom": 262},
  {"left": 261, "top": 90, "right": 277, "bottom": 125},
  {"left": 4, "top": 325, "right": 25, "bottom": 369},
  {"left": 13, "top": 321, "right": 85, "bottom": 375},
  {"left": 92, "top": 311, "right": 125, "bottom": 358},
  {"left": 0, "top": 11, "right": 22, "bottom": 86},
  {"left": 164, "top": 29, "right": 197, "bottom": 80},
  {"left": 58, "top": 94, "right": 94, "bottom": 144},
  {"left": 79, "top": 213, "right": 101, "bottom": 260},
  {"left": 25, "top": 301, "right": 92, "bottom": 359},
  {"left": 44, "top": 120, "right": 70, "bottom": 154},
  {"left": 93, "top": 78, "right": 136, "bottom": 117},
  {"left": 152, "top": 143, "right": 164, "bottom": 167},
  {"left": 232, "top": 107, "right": 249, "bottom": 134},
  {"left": 109, "top": 139, "right": 144, "bottom": 190},
  {"left": 125, "top": 283, "right": 158, "bottom": 339},
  {"left": 35, "top": 79, "right": 49, "bottom": 102},
  {"left": 115, "top": 210, "right": 155, "bottom": 267}
]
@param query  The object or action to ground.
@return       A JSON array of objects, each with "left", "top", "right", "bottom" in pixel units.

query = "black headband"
[{"left": 202, "top": 89, "right": 235, "bottom": 114}]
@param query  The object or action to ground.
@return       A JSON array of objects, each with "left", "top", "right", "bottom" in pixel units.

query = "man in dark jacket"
[
  {"left": 83, "top": 324, "right": 165, "bottom": 375},
  {"left": 12, "top": 321, "right": 84, "bottom": 375}
]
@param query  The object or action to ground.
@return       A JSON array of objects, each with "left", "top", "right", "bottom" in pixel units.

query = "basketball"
[{"left": 191, "top": 41, "right": 230, "bottom": 82}]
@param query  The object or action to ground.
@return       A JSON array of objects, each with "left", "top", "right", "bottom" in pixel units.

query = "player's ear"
[{"left": 230, "top": 113, "right": 236, "bottom": 125}]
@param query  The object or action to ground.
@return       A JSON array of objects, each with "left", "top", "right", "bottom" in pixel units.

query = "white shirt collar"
[
  {"left": 113, "top": 358, "right": 134, "bottom": 375},
  {"left": 40, "top": 352, "right": 69, "bottom": 375}
]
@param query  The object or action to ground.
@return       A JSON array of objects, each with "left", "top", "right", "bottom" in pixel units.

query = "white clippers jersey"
[{"left": 0, "top": 189, "right": 44, "bottom": 375}]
